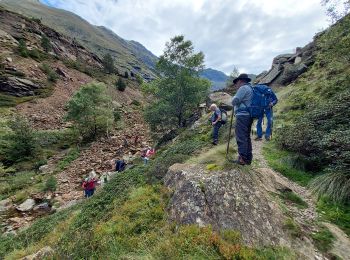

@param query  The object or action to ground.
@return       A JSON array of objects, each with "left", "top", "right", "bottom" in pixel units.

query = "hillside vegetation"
[{"left": 274, "top": 13, "right": 350, "bottom": 203}]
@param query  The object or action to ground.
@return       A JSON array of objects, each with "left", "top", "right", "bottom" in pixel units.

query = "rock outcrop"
[
  {"left": 208, "top": 92, "right": 233, "bottom": 111},
  {"left": 164, "top": 163, "right": 289, "bottom": 247},
  {"left": 0, "top": 76, "right": 40, "bottom": 96},
  {"left": 255, "top": 41, "right": 317, "bottom": 86},
  {"left": 16, "top": 198, "right": 35, "bottom": 212}
]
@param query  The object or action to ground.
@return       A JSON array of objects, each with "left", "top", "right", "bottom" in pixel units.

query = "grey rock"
[
  {"left": 0, "top": 198, "right": 12, "bottom": 212},
  {"left": 38, "top": 165, "right": 51, "bottom": 175},
  {"left": 6, "top": 57, "right": 12, "bottom": 63},
  {"left": 33, "top": 202, "right": 50, "bottom": 212},
  {"left": 55, "top": 67, "right": 67, "bottom": 78},
  {"left": 255, "top": 40, "right": 316, "bottom": 86},
  {"left": 164, "top": 163, "right": 289, "bottom": 247},
  {"left": 208, "top": 92, "right": 233, "bottom": 111},
  {"left": 0, "top": 76, "right": 40, "bottom": 97},
  {"left": 16, "top": 198, "right": 35, "bottom": 212},
  {"left": 21, "top": 246, "right": 54, "bottom": 260}
]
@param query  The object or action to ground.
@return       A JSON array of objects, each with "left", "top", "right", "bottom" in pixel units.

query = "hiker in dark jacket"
[
  {"left": 210, "top": 103, "right": 222, "bottom": 145},
  {"left": 256, "top": 88, "right": 278, "bottom": 141},
  {"left": 231, "top": 73, "right": 253, "bottom": 165}
]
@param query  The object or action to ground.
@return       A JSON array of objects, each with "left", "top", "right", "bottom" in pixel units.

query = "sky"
[{"left": 40, "top": 0, "right": 330, "bottom": 75}]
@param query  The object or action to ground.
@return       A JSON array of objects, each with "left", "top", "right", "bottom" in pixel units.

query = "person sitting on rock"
[{"left": 209, "top": 103, "right": 222, "bottom": 145}]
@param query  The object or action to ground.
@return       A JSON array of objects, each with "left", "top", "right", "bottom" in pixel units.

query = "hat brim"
[{"left": 233, "top": 77, "right": 251, "bottom": 84}]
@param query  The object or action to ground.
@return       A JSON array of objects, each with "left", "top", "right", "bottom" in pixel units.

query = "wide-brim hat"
[{"left": 233, "top": 73, "right": 251, "bottom": 84}]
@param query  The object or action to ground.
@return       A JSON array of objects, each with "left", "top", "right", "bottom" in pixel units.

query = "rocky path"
[
  {"left": 52, "top": 109, "right": 152, "bottom": 205},
  {"left": 252, "top": 140, "right": 350, "bottom": 260}
]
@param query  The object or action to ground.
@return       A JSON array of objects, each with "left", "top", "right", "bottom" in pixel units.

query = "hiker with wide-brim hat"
[{"left": 231, "top": 73, "right": 253, "bottom": 165}]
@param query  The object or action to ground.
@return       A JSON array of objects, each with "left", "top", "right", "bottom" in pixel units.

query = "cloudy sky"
[{"left": 41, "top": 0, "right": 330, "bottom": 75}]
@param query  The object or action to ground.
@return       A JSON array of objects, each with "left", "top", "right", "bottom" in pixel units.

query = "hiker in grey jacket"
[{"left": 231, "top": 73, "right": 253, "bottom": 165}]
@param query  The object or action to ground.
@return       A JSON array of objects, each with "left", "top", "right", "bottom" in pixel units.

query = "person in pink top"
[{"left": 142, "top": 147, "right": 155, "bottom": 164}]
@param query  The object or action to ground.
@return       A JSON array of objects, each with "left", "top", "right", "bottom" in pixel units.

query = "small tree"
[
  {"left": 18, "top": 39, "right": 29, "bottom": 57},
  {"left": 41, "top": 35, "right": 52, "bottom": 53},
  {"left": 124, "top": 71, "right": 129, "bottom": 78},
  {"left": 144, "top": 35, "right": 210, "bottom": 132},
  {"left": 102, "top": 53, "right": 115, "bottom": 74},
  {"left": 66, "top": 82, "right": 114, "bottom": 140},
  {"left": 5, "top": 115, "right": 37, "bottom": 163},
  {"left": 116, "top": 77, "right": 126, "bottom": 91}
]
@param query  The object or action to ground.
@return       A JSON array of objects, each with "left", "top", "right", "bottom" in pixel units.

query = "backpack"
[
  {"left": 247, "top": 84, "right": 277, "bottom": 119},
  {"left": 220, "top": 109, "right": 227, "bottom": 124}
]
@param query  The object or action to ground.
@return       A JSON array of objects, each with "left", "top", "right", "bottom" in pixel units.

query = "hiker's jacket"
[
  {"left": 232, "top": 83, "right": 253, "bottom": 116},
  {"left": 210, "top": 108, "right": 221, "bottom": 123}
]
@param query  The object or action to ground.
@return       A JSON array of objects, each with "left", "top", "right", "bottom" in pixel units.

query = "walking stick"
[{"left": 226, "top": 110, "right": 235, "bottom": 160}]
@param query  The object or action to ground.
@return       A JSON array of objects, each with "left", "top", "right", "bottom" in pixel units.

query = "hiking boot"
[
  {"left": 230, "top": 157, "right": 249, "bottom": 165},
  {"left": 212, "top": 141, "right": 218, "bottom": 145},
  {"left": 265, "top": 136, "right": 271, "bottom": 141},
  {"left": 255, "top": 137, "right": 262, "bottom": 141}
]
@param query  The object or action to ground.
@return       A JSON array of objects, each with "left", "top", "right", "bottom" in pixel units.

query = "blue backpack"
[{"left": 247, "top": 84, "right": 277, "bottom": 119}]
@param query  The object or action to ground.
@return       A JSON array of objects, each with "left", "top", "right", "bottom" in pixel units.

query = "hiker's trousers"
[
  {"left": 235, "top": 115, "right": 253, "bottom": 163},
  {"left": 256, "top": 109, "right": 273, "bottom": 139},
  {"left": 212, "top": 122, "right": 222, "bottom": 142}
]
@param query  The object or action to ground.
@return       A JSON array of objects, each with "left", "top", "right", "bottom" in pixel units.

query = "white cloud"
[{"left": 41, "top": 0, "right": 329, "bottom": 74}]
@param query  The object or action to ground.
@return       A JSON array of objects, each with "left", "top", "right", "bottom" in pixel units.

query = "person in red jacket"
[{"left": 82, "top": 177, "right": 98, "bottom": 198}]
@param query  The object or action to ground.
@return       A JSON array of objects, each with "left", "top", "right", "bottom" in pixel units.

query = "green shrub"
[
  {"left": 43, "top": 176, "right": 57, "bottom": 191},
  {"left": 41, "top": 35, "right": 52, "bottom": 53},
  {"left": 65, "top": 82, "right": 114, "bottom": 140},
  {"left": 311, "top": 226, "right": 335, "bottom": 252},
  {"left": 116, "top": 77, "right": 126, "bottom": 91},
  {"left": 17, "top": 39, "right": 28, "bottom": 57},
  {"left": 317, "top": 196, "right": 350, "bottom": 236},
  {"left": 113, "top": 109, "right": 121, "bottom": 121},
  {"left": 4, "top": 115, "right": 37, "bottom": 163},
  {"left": 57, "top": 148, "right": 80, "bottom": 171},
  {"left": 102, "top": 53, "right": 115, "bottom": 74},
  {"left": 40, "top": 63, "right": 59, "bottom": 82},
  {"left": 135, "top": 74, "right": 143, "bottom": 84}
]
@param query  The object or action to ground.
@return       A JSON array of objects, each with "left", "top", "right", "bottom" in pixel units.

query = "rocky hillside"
[
  {"left": 0, "top": 6, "right": 153, "bottom": 237},
  {"left": 0, "top": 0, "right": 157, "bottom": 79}
]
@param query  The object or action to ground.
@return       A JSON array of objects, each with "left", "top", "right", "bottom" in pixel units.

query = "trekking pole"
[{"left": 226, "top": 110, "right": 235, "bottom": 160}]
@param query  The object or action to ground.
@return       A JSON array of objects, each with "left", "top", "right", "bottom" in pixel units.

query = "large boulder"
[
  {"left": 0, "top": 76, "right": 41, "bottom": 96},
  {"left": 208, "top": 92, "right": 233, "bottom": 111},
  {"left": 164, "top": 163, "right": 289, "bottom": 246},
  {"left": 255, "top": 41, "right": 317, "bottom": 86},
  {"left": 16, "top": 198, "right": 35, "bottom": 212}
]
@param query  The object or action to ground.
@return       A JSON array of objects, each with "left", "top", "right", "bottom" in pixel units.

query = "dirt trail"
[{"left": 252, "top": 139, "right": 350, "bottom": 260}]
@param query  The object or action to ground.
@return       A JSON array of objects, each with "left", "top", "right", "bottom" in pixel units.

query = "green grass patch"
[
  {"left": 0, "top": 171, "right": 38, "bottom": 200},
  {"left": 317, "top": 196, "right": 350, "bottom": 236},
  {"left": 311, "top": 226, "right": 335, "bottom": 253},
  {"left": 279, "top": 190, "right": 308, "bottom": 209},
  {"left": 262, "top": 141, "right": 314, "bottom": 186},
  {"left": 0, "top": 93, "right": 34, "bottom": 108},
  {"left": 56, "top": 147, "right": 80, "bottom": 171},
  {"left": 283, "top": 218, "right": 302, "bottom": 238}
]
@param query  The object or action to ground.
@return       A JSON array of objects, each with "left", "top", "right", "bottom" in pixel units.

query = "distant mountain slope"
[
  {"left": 200, "top": 68, "right": 229, "bottom": 91},
  {"left": 0, "top": 0, "right": 157, "bottom": 77}
]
